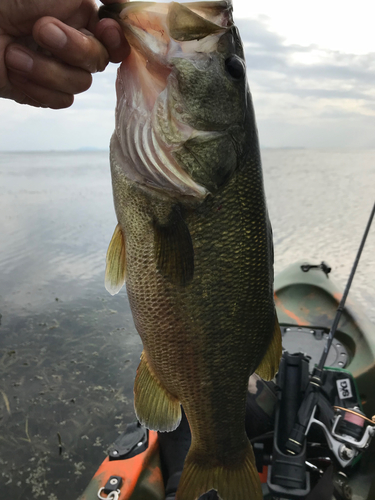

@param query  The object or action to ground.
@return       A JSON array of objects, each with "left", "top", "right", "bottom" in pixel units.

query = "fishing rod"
[{"left": 285, "top": 200, "right": 375, "bottom": 457}]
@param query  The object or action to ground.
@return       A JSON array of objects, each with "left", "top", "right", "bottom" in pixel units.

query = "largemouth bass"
[{"left": 100, "top": 2, "right": 282, "bottom": 499}]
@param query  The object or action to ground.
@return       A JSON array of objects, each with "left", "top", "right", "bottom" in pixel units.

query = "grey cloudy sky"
[
  {"left": 238, "top": 18, "right": 375, "bottom": 148},
  {"left": 1, "top": 0, "right": 374, "bottom": 151}
]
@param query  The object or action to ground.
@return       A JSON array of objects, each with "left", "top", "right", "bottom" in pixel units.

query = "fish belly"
[{"left": 110, "top": 150, "right": 277, "bottom": 499}]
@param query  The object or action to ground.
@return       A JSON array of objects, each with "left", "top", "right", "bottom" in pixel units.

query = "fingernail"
[
  {"left": 39, "top": 23, "right": 68, "bottom": 49},
  {"left": 101, "top": 27, "right": 122, "bottom": 50},
  {"left": 6, "top": 48, "right": 34, "bottom": 72}
]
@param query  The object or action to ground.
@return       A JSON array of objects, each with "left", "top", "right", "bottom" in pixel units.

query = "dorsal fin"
[{"left": 255, "top": 312, "right": 282, "bottom": 381}]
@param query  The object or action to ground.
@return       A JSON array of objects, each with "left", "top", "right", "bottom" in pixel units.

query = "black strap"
[{"left": 305, "top": 465, "right": 334, "bottom": 500}]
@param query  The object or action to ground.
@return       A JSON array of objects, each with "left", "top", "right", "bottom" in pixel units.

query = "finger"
[
  {"left": 5, "top": 44, "right": 92, "bottom": 95},
  {"left": 8, "top": 70, "right": 74, "bottom": 109},
  {"left": 0, "top": 34, "right": 43, "bottom": 107},
  {"left": 95, "top": 18, "right": 130, "bottom": 64},
  {"left": 100, "top": 0, "right": 129, "bottom": 4},
  {"left": 5, "top": 85, "right": 49, "bottom": 108},
  {"left": 32, "top": 17, "right": 109, "bottom": 73}
]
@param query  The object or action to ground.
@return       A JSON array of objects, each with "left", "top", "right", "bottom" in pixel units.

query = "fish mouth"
[
  {"left": 102, "top": 2, "right": 234, "bottom": 199},
  {"left": 99, "top": 2, "right": 233, "bottom": 45}
]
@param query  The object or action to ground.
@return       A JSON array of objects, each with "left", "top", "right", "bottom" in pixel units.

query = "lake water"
[{"left": 0, "top": 149, "right": 374, "bottom": 499}]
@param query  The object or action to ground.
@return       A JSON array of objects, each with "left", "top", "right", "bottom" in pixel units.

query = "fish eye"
[{"left": 225, "top": 56, "right": 245, "bottom": 80}]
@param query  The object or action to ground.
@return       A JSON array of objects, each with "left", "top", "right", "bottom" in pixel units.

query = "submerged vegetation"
[{"left": 0, "top": 294, "right": 141, "bottom": 499}]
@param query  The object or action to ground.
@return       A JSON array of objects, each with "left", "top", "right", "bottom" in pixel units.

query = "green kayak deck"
[
  {"left": 275, "top": 261, "right": 375, "bottom": 419},
  {"left": 274, "top": 261, "right": 375, "bottom": 500}
]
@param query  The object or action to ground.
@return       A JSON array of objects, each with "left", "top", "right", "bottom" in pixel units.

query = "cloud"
[
  {"left": 236, "top": 18, "right": 375, "bottom": 147},
  {"left": 1, "top": 15, "right": 375, "bottom": 150},
  {"left": 0, "top": 67, "right": 118, "bottom": 151}
]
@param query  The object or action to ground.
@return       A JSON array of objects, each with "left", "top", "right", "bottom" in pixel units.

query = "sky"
[{"left": 1, "top": 0, "right": 375, "bottom": 151}]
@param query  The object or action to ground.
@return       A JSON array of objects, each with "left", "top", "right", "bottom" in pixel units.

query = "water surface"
[{"left": 0, "top": 149, "right": 374, "bottom": 499}]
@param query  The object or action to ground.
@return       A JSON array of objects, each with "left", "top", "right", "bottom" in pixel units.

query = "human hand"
[{"left": 0, "top": 0, "right": 130, "bottom": 109}]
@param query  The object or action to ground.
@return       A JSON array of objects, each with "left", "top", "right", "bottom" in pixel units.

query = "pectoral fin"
[
  {"left": 105, "top": 224, "right": 126, "bottom": 295},
  {"left": 154, "top": 206, "right": 194, "bottom": 286},
  {"left": 134, "top": 351, "right": 181, "bottom": 431},
  {"left": 255, "top": 312, "right": 282, "bottom": 381}
]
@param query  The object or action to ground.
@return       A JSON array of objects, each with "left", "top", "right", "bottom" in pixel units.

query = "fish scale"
[
  {"left": 102, "top": 2, "right": 282, "bottom": 499},
  {"left": 110, "top": 150, "right": 276, "bottom": 492}
]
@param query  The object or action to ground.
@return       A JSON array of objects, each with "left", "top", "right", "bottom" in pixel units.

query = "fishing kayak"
[
  {"left": 275, "top": 261, "right": 375, "bottom": 418},
  {"left": 80, "top": 261, "right": 375, "bottom": 500}
]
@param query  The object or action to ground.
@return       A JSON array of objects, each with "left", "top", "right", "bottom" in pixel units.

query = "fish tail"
[{"left": 176, "top": 442, "right": 262, "bottom": 500}]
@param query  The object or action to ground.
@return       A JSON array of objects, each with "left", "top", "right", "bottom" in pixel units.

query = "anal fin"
[
  {"left": 255, "top": 312, "right": 282, "bottom": 381},
  {"left": 105, "top": 223, "right": 126, "bottom": 295},
  {"left": 154, "top": 205, "right": 194, "bottom": 287},
  {"left": 134, "top": 351, "right": 181, "bottom": 432}
]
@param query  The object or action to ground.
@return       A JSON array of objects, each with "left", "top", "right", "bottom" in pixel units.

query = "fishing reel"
[
  {"left": 305, "top": 402, "right": 375, "bottom": 470},
  {"left": 267, "top": 351, "right": 375, "bottom": 499},
  {"left": 304, "top": 370, "right": 375, "bottom": 468},
  {"left": 329, "top": 406, "right": 375, "bottom": 464}
]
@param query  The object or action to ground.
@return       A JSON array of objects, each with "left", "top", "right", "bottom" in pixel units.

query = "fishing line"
[{"left": 318, "top": 200, "right": 375, "bottom": 371}]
